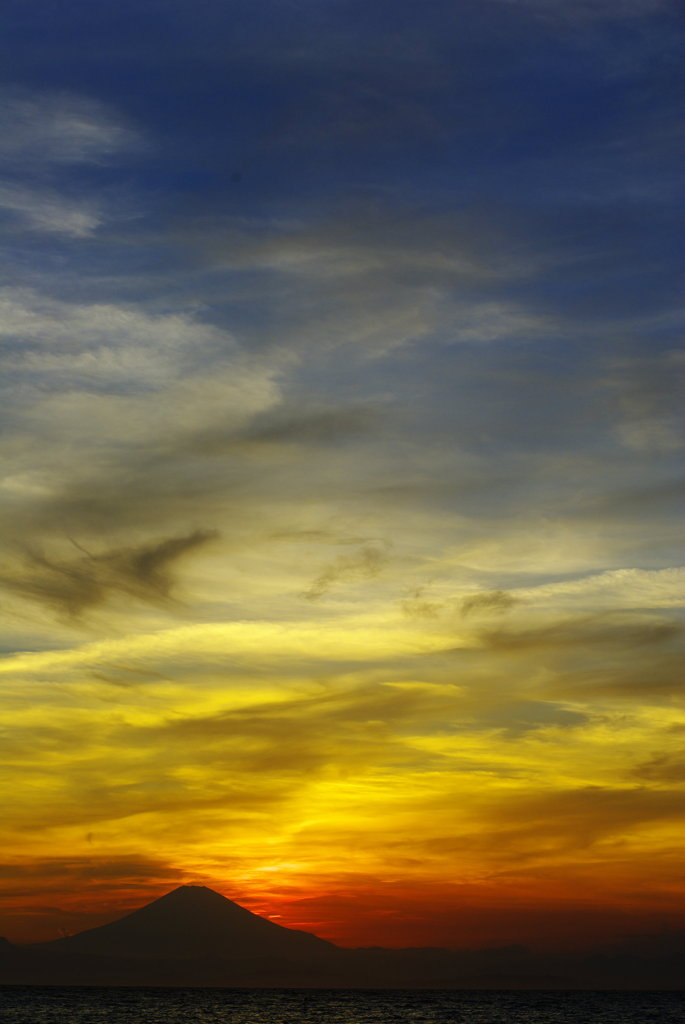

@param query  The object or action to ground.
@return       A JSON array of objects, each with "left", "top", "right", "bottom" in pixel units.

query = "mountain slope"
[{"left": 46, "top": 885, "right": 333, "bottom": 961}]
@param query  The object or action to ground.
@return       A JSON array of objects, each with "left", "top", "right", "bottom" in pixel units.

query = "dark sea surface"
[{"left": 1, "top": 987, "right": 683, "bottom": 1024}]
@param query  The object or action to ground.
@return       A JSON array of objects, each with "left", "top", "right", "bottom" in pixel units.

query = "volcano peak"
[{"left": 47, "top": 884, "right": 333, "bottom": 960}]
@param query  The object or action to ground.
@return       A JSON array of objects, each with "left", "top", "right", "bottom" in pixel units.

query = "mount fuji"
[{"left": 1, "top": 885, "right": 682, "bottom": 988}]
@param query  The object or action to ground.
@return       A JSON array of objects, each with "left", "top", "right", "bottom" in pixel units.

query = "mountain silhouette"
[
  {"left": 2, "top": 886, "right": 683, "bottom": 988},
  {"left": 48, "top": 885, "right": 333, "bottom": 960}
]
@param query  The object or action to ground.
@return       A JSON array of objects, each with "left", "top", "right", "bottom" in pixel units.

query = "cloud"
[
  {"left": 0, "top": 287, "right": 238, "bottom": 391},
  {"left": 514, "top": 567, "right": 685, "bottom": 611},
  {"left": 403, "top": 568, "right": 685, "bottom": 629},
  {"left": 0, "top": 182, "right": 103, "bottom": 237},
  {"left": 199, "top": 208, "right": 501, "bottom": 283},
  {"left": 0, "top": 286, "right": 284, "bottom": 559},
  {"left": 477, "top": 613, "right": 682, "bottom": 653},
  {"left": 303, "top": 543, "right": 391, "bottom": 600},
  {"left": 1, "top": 530, "right": 218, "bottom": 619},
  {"left": 601, "top": 349, "right": 684, "bottom": 454},
  {"left": 0, "top": 0, "right": 682, "bottom": 954},
  {"left": 491, "top": 785, "right": 685, "bottom": 854},
  {"left": 172, "top": 204, "right": 542, "bottom": 366},
  {"left": 416, "top": 783, "right": 685, "bottom": 874},
  {"left": 246, "top": 406, "right": 378, "bottom": 446},
  {"left": 554, "top": 649, "right": 685, "bottom": 700},
  {"left": 400, "top": 588, "right": 445, "bottom": 620},
  {"left": 400, "top": 589, "right": 520, "bottom": 623},
  {"left": 0, "top": 88, "right": 139, "bottom": 167},
  {"left": 0, "top": 854, "right": 173, "bottom": 887},
  {"left": 632, "top": 752, "right": 685, "bottom": 783},
  {"left": 184, "top": 405, "right": 378, "bottom": 455},
  {"left": 461, "top": 590, "right": 519, "bottom": 617},
  {"left": 0, "top": 88, "right": 141, "bottom": 238},
  {"left": 0, "top": 855, "right": 182, "bottom": 942}
]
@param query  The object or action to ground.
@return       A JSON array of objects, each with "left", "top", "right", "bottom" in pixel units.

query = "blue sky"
[{"left": 0, "top": 0, "right": 683, "bottom": 950}]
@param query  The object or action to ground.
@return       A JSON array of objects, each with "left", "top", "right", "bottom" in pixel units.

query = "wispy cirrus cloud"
[
  {"left": 0, "top": 287, "right": 239, "bottom": 391},
  {"left": 0, "top": 88, "right": 141, "bottom": 238},
  {"left": 0, "top": 89, "right": 139, "bottom": 166},
  {"left": 0, "top": 182, "right": 103, "bottom": 237}
]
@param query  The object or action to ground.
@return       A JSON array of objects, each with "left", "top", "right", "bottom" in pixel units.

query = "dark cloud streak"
[
  {"left": 461, "top": 590, "right": 519, "bottom": 617},
  {"left": 1, "top": 530, "right": 218, "bottom": 619},
  {"left": 303, "top": 542, "right": 391, "bottom": 600}
]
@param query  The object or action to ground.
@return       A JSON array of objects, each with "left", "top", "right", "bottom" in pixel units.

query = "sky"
[{"left": 0, "top": 0, "right": 683, "bottom": 953}]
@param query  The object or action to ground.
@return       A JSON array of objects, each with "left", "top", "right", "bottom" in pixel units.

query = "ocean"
[{"left": 0, "top": 987, "right": 683, "bottom": 1024}]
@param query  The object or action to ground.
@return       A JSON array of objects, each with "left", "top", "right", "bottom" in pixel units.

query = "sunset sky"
[{"left": 0, "top": 0, "right": 683, "bottom": 952}]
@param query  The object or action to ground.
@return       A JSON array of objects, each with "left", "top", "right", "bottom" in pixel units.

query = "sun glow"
[{"left": 0, "top": 0, "right": 682, "bottom": 966}]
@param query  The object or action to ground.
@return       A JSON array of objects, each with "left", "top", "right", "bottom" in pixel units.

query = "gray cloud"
[
  {"left": 478, "top": 614, "right": 683, "bottom": 652},
  {"left": 303, "top": 542, "right": 391, "bottom": 600},
  {"left": 400, "top": 588, "right": 445, "bottom": 620},
  {"left": 461, "top": 590, "right": 519, "bottom": 617},
  {"left": 547, "top": 648, "right": 685, "bottom": 700},
  {"left": 185, "top": 405, "right": 378, "bottom": 455},
  {"left": 576, "top": 479, "right": 685, "bottom": 521},
  {"left": 246, "top": 406, "right": 378, "bottom": 446},
  {"left": 632, "top": 752, "right": 685, "bottom": 783},
  {"left": 469, "top": 699, "right": 589, "bottom": 738},
  {"left": 600, "top": 349, "right": 684, "bottom": 454},
  {"left": 1, "top": 530, "right": 218, "bottom": 619}
]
